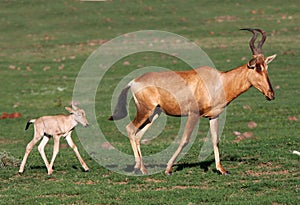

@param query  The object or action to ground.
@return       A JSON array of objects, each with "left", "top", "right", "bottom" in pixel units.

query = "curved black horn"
[
  {"left": 255, "top": 29, "right": 266, "bottom": 54},
  {"left": 240, "top": 28, "right": 259, "bottom": 55}
]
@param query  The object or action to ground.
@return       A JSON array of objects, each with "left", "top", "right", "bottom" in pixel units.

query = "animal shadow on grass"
[
  {"left": 27, "top": 164, "right": 85, "bottom": 172},
  {"left": 123, "top": 163, "right": 166, "bottom": 174},
  {"left": 107, "top": 161, "right": 227, "bottom": 175},
  {"left": 72, "top": 164, "right": 90, "bottom": 172},
  {"left": 173, "top": 159, "right": 215, "bottom": 173},
  {"left": 120, "top": 161, "right": 217, "bottom": 175},
  {"left": 21, "top": 165, "right": 48, "bottom": 174},
  {"left": 173, "top": 155, "right": 260, "bottom": 174},
  {"left": 28, "top": 165, "right": 46, "bottom": 171}
]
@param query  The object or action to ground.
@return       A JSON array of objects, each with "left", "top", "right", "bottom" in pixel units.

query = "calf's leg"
[
  {"left": 65, "top": 133, "right": 89, "bottom": 172},
  {"left": 47, "top": 136, "right": 60, "bottom": 175},
  {"left": 38, "top": 136, "right": 50, "bottom": 172},
  {"left": 19, "top": 133, "right": 43, "bottom": 173}
]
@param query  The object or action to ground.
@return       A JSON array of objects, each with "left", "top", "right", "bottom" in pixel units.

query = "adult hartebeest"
[
  {"left": 109, "top": 28, "right": 276, "bottom": 175},
  {"left": 19, "top": 105, "right": 89, "bottom": 175}
]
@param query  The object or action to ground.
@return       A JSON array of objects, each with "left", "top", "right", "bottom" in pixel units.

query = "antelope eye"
[
  {"left": 256, "top": 66, "right": 262, "bottom": 71},
  {"left": 256, "top": 64, "right": 265, "bottom": 72}
]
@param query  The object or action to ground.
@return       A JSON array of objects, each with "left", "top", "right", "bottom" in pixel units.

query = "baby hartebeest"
[
  {"left": 19, "top": 105, "right": 89, "bottom": 175},
  {"left": 109, "top": 28, "right": 276, "bottom": 175}
]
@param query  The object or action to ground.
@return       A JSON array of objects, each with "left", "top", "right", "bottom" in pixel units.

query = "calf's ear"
[{"left": 65, "top": 107, "right": 74, "bottom": 113}]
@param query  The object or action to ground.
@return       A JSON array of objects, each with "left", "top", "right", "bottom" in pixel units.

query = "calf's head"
[{"left": 65, "top": 105, "right": 89, "bottom": 127}]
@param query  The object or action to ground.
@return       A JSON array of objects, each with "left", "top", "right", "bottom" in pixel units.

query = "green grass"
[{"left": 0, "top": 0, "right": 299, "bottom": 204}]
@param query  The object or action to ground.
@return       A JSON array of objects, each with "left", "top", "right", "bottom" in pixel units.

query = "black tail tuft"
[
  {"left": 25, "top": 120, "right": 33, "bottom": 130},
  {"left": 108, "top": 115, "right": 115, "bottom": 121},
  {"left": 108, "top": 85, "right": 131, "bottom": 121}
]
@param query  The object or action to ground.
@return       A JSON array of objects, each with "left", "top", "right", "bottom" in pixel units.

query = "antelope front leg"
[
  {"left": 165, "top": 113, "right": 199, "bottom": 175},
  {"left": 209, "top": 117, "right": 228, "bottom": 175},
  {"left": 65, "top": 133, "right": 89, "bottom": 172},
  {"left": 130, "top": 139, "right": 142, "bottom": 173}
]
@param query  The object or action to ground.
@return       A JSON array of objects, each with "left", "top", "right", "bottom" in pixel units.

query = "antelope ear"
[
  {"left": 265, "top": 54, "right": 276, "bottom": 64},
  {"left": 72, "top": 104, "right": 79, "bottom": 110},
  {"left": 65, "top": 107, "right": 74, "bottom": 113}
]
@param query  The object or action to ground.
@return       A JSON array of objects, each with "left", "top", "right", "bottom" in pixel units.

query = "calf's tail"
[{"left": 25, "top": 119, "right": 35, "bottom": 130}]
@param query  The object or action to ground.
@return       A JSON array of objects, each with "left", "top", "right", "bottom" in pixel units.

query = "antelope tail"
[
  {"left": 108, "top": 85, "right": 131, "bottom": 121},
  {"left": 25, "top": 119, "right": 35, "bottom": 130}
]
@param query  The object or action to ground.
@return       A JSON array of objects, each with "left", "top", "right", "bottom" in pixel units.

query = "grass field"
[{"left": 0, "top": 0, "right": 299, "bottom": 204}]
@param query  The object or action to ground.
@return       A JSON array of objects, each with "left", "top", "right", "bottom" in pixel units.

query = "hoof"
[
  {"left": 164, "top": 171, "right": 172, "bottom": 176},
  {"left": 141, "top": 169, "right": 148, "bottom": 175}
]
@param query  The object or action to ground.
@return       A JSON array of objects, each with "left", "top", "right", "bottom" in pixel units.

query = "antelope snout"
[
  {"left": 266, "top": 90, "right": 275, "bottom": 101},
  {"left": 80, "top": 120, "right": 89, "bottom": 127}
]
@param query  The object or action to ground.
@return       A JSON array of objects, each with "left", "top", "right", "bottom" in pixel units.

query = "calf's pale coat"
[{"left": 19, "top": 105, "right": 89, "bottom": 175}]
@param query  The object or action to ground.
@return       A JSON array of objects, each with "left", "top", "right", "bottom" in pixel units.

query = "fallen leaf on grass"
[
  {"left": 101, "top": 142, "right": 114, "bottom": 150},
  {"left": 87, "top": 39, "right": 107, "bottom": 46},
  {"left": 215, "top": 15, "right": 237, "bottom": 23},
  {"left": 242, "top": 132, "right": 254, "bottom": 138},
  {"left": 247, "top": 121, "right": 257, "bottom": 128},
  {"left": 0, "top": 113, "right": 9, "bottom": 119},
  {"left": 9, "top": 65, "right": 16, "bottom": 70},
  {"left": 13, "top": 102, "right": 20, "bottom": 108},
  {"left": 288, "top": 116, "right": 298, "bottom": 121},
  {"left": 26, "top": 66, "right": 32, "bottom": 72},
  {"left": 233, "top": 131, "right": 254, "bottom": 142},
  {"left": 250, "top": 9, "right": 264, "bottom": 15},
  {"left": 0, "top": 112, "right": 22, "bottom": 119},
  {"left": 233, "top": 131, "right": 241, "bottom": 136},
  {"left": 58, "top": 64, "right": 65, "bottom": 70},
  {"left": 44, "top": 34, "right": 50, "bottom": 41},
  {"left": 243, "top": 105, "right": 252, "bottom": 110},
  {"left": 123, "top": 61, "right": 130, "bottom": 65},
  {"left": 141, "top": 139, "right": 151, "bottom": 145},
  {"left": 43, "top": 66, "right": 50, "bottom": 71}
]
